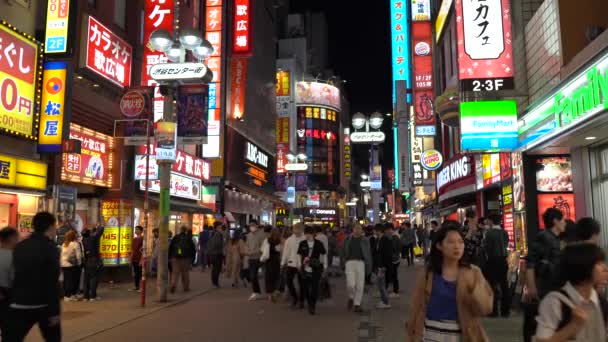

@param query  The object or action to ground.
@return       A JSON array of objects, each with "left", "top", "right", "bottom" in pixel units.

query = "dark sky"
[{"left": 290, "top": 0, "right": 393, "bottom": 115}]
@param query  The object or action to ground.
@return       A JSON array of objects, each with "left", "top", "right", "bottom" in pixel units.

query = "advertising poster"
[
  {"left": 537, "top": 193, "right": 576, "bottom": 229},
  {"left": 295, "top": 82, "right": 341, "bottom": 111},
  {"left": 100, "top": 200, "right": 133, "bottom": 265},
  {"left": 177, "top": 85, "right": 208, "bottom": 144},
  {"left": 230, "top": 58, "right": 248, "bottom": 120},
  {"left": 54, "top": 185, "right": 77, "bottom": 245},
  {"left": 45, "top": 0, "right": 71, "bottom": 53},
  {"left": 512, "top": 153, "right": 526, "bottom": 211},
  {"left": 412, "top": 22, "right": 435, "bottom": 126},
  {"left": 536, "top": 157, "right": 573, "bottom": 192},
  {"left": 502, "top": 182, "right": 514, "bottom": 248},
  {"left": 18, "top": 214, "right": 34, "bottom": 238},
  {"left": 155, "top": 122, "right": 177, "bottom": 161},
  {"left": 62, "top": 125, "right": 113, "bottom": 187}
]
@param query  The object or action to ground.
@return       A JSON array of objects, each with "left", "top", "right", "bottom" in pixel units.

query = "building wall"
[
  {"left": 524, "top": 0, "right": 562, "bottom": 104},
  {"left": 558, "top": 0, "right": 608, "bottom": 67},
  {"left": 1, "top": 0, "right": 42, "bottom": 36}
]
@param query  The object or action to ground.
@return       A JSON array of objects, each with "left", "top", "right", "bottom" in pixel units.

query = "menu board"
[
  {"left": 536, "top": 157, "right": 573, "bottom": 192},
  {"left": 100, "top": 200, "right": 133, "bottom": 266}
]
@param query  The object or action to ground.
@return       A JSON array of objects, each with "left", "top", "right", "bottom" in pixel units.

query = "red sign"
[
  {"left": 298, "top": 129, "right": 337, "bottom": 141},
  {"left": 120, "top": 90, "right": 146, "bottom": 117},
  {"left": 232, "top": 0, "right": 252, "bottom": 55},
  {"left": 276, "top": 71, "right": 290, "bottom": 96},
  {"left": 205, "top": 0, "right": 224, "bottom": 141},
  {"left": 412, "top": 21, "right": 434, "bottom": 126},
  {"left": 62, "top": 125, "right": 113, "bottom": 187},
  {"left": 455, "top": 0, "right": 514, "bottom": 90},
  {"left": 276, "top": 143, "right": 288, "bottom": 174},
  {"left": 500, "top": 152, "right": 512, "bottom": 180},
  {"left": 537, "top": 193, "right": 576, "bottom": 229},
  {"left": 85, "top": 16, "right": 132, "bottom": 88},
  {"left": 230, "top": 58, "right": 248, "bottom": 120},
  {"left": 138, "top": 145, "right": 210, "bottom": 181}
]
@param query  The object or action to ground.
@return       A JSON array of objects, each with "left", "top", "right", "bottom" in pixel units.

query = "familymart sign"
[{"left": 519, "top": 51, "right": 608, "bottom": 149}]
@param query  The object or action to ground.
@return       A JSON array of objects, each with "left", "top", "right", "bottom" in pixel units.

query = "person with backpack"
[
  {"left": 207, "top": 222, "right": 225, "bottom": 288},
  {"left": 534, "top": 243, "right": 608, "bottom": 342},
  {"left": 81, "top": 225, "right": 104, "bottom": 301},
  {"left": 168, "top": 226, "right": 196, "bottom": 293},
  {"left": 483, "top": 214, "right": 511, "bottom": 317}
]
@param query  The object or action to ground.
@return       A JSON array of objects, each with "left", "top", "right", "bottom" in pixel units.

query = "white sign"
[
  {"left": 345, "top": 202, "right": 356, "bottom": 206},
  {"left": 285, "top": 163, "right": 308, "bottom": 172},
  {"left": 462, "top": 0, "right": 505, "bottom": 59},
  {"left": 149, "top": 63, "right": 210, "bottom": 82},
  {"left": 350, "top": 132, "right": 386, "bottom": 144},
  {"left": 245, "top": 142, "right": 269, "bottom": 168},
  {"left": 276, "top": 96, "right": 290, "bottom": 118},
  {"left": 134, "top": 155, "right": 159, "bottom": 180},
  {"left": 287, "top": 186, "right": 295, "bottom": 204},
  {"left": 360, "top": 181, "right": 371, "bottom": 188},
  {"left": 309, "top": 209, "right": 336, "bottom": 216},
  {"left": 139, "top": 172, "right": 202, "bottom": 200},
  {"left": 437, "top": 155, "right": 471, "bottom": 192},
  {"left": 412, "top": 0, "right": 431, "bottom": 21},
  {"left": 415, "top": 125, "right": 436, "bottom": 136}
]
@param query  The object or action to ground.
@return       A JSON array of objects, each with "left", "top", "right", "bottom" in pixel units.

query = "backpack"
[
  {"left": 556, "top": 289, "right": 608, "bottom": 330},
  {"left": 174, "top": 234, "right": 193, "bottom": 257}
]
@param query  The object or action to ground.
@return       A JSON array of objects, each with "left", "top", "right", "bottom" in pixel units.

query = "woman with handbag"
[
  {"left": 61, "top": 229, "right": 82, "bottom": 301},
  {"left": 406, "top": 221, "right": 494, "bottom": 342},
  {"left": 297, "top": 226, "right": 327, "bottom": 315}
]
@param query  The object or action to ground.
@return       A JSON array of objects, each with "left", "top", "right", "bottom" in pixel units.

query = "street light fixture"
[
  {"left": 149, "top": 29, "right": 173, "bottom": 52},
  {"left": 178, "top": 27, "right": 203, "bottom": 50},
  {"left": 361, "top": 174, "right": 369, "bottom": 180},
  {"left": 352, "top": 112, "right": 366, "bottom": 130},
  {"left": 369, "top": 112, "right": 384, "bottom": 129}
]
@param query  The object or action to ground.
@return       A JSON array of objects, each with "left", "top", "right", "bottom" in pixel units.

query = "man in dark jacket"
[
  {"left": 400, "top": 222, "right": 417, "bottom": 266},
  {"left": 5, "top": 212, "right": 61, "bottom": 342},
  {"left": 82, "top": 225, "right": 104, "bottom": 301},
  {"left": 483, "top": 214, "right": 511, "bottom": 317},
  {"left": 374, "top": 224, "right": 392, "bottom": 310},
  {"left": 198, "top": 226, "right": 211, "bottom": 271},
  {"left": 207, "top": 222, "right": 225, "bottom": 288},
  {"left": 168, "top": 226, "right": 196, "bottom": 293}
]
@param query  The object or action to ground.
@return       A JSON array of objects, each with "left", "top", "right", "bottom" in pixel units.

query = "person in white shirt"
[
  {"left": 535, "top": 243, "right": 608, "bottom": 342},
  {"left": 281, "top": 223, "right": 305, "bottom": 309},
  {"left": 60, "top": 230, "right": 83, "bottom": 301}
]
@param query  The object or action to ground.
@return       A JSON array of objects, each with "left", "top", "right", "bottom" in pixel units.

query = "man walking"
[
  {"left": 343, "top": 225, "right": 372, "bottom": 313},
  {"left": 375, "top": 224, "right": 392, "bottom": 309},
  {"left": 246, "top": 220, "right": 266, "bottom": 301},
  {"left": 281, "top": 223, "right": 306, "bottom": 309},
  {"left": 385, "top": 224, "right": 401, "bottom": 298},
  {"left": 168, "top": 226, "right": 196, "bottom": 293},
  {"left": 198, "top": 226, "right": 211, "bottom": 272},
  {"left": 130, "top": 226, "right": 144, "bottom": 292},
  {"left": 5, "top": 212, "right": 61, "bottom": 342},
  {"left": 483, "top": 214, "right": 511, "bottom": 317},
  {"left": 207, "top": 222, "right": 225, "bottom": 288},
  {"left": 400, "top": 222, "right": 416, "bottom": 266}
]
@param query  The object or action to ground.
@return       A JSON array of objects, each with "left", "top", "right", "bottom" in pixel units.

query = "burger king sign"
[{"left": 421, "top": 149, "right": 443, "bottom": 171}]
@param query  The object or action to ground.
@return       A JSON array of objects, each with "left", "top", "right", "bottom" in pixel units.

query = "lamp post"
[
  {"left": 148, "top": 24, "right": 213, "bottom": 302},
  {"left": 286, "top": 153, "right": 308, "bottom": 226}
]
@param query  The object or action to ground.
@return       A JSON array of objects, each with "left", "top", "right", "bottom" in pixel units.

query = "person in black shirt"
[
  {"left": 4, "top": 212, "right": 61, "bottom": 342},
  {"left": 297, "top": 226, "right": 326, "bottom": 315}
]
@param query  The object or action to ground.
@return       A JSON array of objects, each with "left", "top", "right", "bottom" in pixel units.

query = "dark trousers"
[
  {"left": 210, "top": 254, "right": 223, "bottom": 286},
  {"left": 61, "top": 266, "right": 79, "bottom": 297},
  {"left": 385, "top": 263, "right": 399, "bottom": 293},
  {"left": 404, "top": 244, "right": 415, "bottom": 266},
  {"left": 264, "top": 258, "right": 281, "bottom": 294},
  {"left": 249, "top": 259, "right": 262, "bottom": 294},
  {"left": 523, "top": 302, "right": 539, "bottom": 342},
  {"left": 486, "top": 256, "right": 511, "bottom": 316},
  {"left": 4, "top": 307, "right": 61, "bottom": 342},
  {"left": 83, "top": 263, "right": 99, "bottom": 300},
  {"left": 286, "top": 266, "right": 304, "bottom": 304},
  {"left": 301, "top": 271, "right": 321, "bottom": 311},
  {"left": 132, "top": 262, "right": 142, "bottom": 290}
]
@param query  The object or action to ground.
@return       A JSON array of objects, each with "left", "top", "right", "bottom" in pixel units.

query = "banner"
[
  {"left": 62, "top": 125, "right": 113, "bottom": 187},
  {"left": 412, "top": 22, "right": 434, "bottom": 126},
  {"left": 230, "top": 58, "right": 248, "bottom": 120},
  {"left": 100, "top": 200, "right": 133, "bottom": 266},
  {"left": 177, "top": 85, "right": 208, "bottom": 144}
]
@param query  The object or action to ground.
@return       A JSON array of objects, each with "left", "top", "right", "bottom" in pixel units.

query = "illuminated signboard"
[
  {"left": 203, "top": 0, "right": 224, "bottom": 158},
  {"left": 100, "top": 200, "right": 133, "bottom": 266},
  {"left": 0, "top": 154, "right": 47, "bottom": 190},
  {"left": 295, "top": 82, "right": 341, "bottom": 111},
  {"left": 45, "top": 0, "right": 70, "bottom": 53},
  {"left": 502, "top": 183, "right": 515, "bottom": 248},
  {"left": 412, "top": 21, "right": 434, "bottom": 126},
  {"left": 140, "top": 172, "right": 202, "bottom": 201},
  {"left": 230, "top": 58, "right": 248, "bottom": 120},
  {"left": 460, "top": 100, "right": 518, "bottom": 151},
  {"left": 390, "top": 0, "right": 410, "bottom": 85},
  {"left": 84, "top": 16, "right": 132, "bottom": 88},
  {"left": 38, "top": 61, "right": 68, "bottom": 152},
  {"left": 0, "top": 22, "right": 41, "bottom": 140},
  {"left": 62, "top": 124, "right": 113, "bottom": 187},
  {"left": 435, "top": 0, "right": 453, "bottom": 42},
  {"left": 143, "top": 0, "right": 174, "bottom": 121},
  {"left": 232, "top": 0, "right": 252, "bottom": 55},
  {"left": 455, "top": 0, "right": 514, "bottom": 91},
  {"left": 276, "top": 70, "right": 290, "bottom": 118},
  {"left": 135, "top": 146, "right": 210, "bottom": 182},
  {"left": 276, "top": 143, "right": 288, "bottom": 174},
  {"left": 297, "top": 106, "right": 338, "bottom": 121},
  {"left": 415, "top": 125, "right": 436, "bottom": 136},
  {"left": 412, "top": 0, "right": 431, "bottom": 21}
]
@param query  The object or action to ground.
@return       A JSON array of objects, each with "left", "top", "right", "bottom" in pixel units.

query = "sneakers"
[
  {"left": 248, "top": 293, "right": 263, "bottom": 301},
  {"left": 389, "top": 292, "right": 400, "bottom": 299},
  {"left": 376, "top": 302, "right": 391, "bottom": 309},
  {"left": 347, "top": 299, "right": 354, "bottom": 311}
]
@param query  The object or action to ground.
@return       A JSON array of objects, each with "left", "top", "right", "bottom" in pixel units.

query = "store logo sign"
[
  {"left": 437, "top": 155, "right": 471, "bottom": 191},
  {"left": 246, "top": 142, "right": 268, "bottom": 168}
]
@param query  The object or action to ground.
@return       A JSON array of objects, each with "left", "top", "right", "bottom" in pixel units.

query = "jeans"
[
  {"left": 3, "top": 307, "right": 61, "bottom": 342},
  {"left": 301, "top": 271, "right": 321, "bottom": 312},
  {"left": 386, "top": 262, "right": 400, "bottom": 293},
  {"left": 376, "top": 268, "right": 389, "bottom": 304},
  {"left": 209, "top": 255, "right": 223, "bottom": 286},
  {"left": 83, "top": 262, "right": 99, "bottom": 300},
  {"left": 404, "top": 244, "right": 415, "bottom": 266},
  {"left": 249, "top": 259, "right": 262, "bottom": 294},
  {"left": 486, "top": 256, "right": 511, "bottom": 316},
  {"left": 345, "top": 260, "right": 365, "bottom": 306},
  {"left": 286, "top": 266, "right": 304, "bottom": 305},
  {"left": 132, "top": 262, "right": 142, "bottom": 290}
]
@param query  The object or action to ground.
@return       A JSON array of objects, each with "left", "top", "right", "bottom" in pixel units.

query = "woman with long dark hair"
[
  {"left": 261, "top": 228, "right": 282, "bottom": 302},
  {"left": 406, "top": 221, "right": 493, "bottom": 341},
  {"left": 60, "top": 229, "right": 82, "bottom": 301}
]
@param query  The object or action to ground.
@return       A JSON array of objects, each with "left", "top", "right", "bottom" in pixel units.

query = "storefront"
[
  {"left": 436, "top": 154, "right": 477, "bottom": 222},
  {"left": 518, "top": 47, "right": 608, "bottom": 247},
  {"left": 297, "top": 208, "right": 339, "bottom": 227}
]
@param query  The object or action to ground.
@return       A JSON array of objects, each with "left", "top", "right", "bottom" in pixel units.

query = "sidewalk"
[{"left": 25, "top": 269, "right": 215, "bottom": 342}]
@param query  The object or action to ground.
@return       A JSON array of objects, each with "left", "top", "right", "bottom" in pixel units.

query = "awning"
[
  {"left": 149, "top": 197, "right": 213, "bottom": 214},
  {"left": 438, "top": 184, "right": 477, "bottom": 203},
  {"left": 225, "top": 211, "right": 236, "bottom": 222}
]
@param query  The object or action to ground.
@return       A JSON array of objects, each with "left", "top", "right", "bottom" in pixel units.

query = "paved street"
[{"left": 25, "top": 262, "right": 522, "bottom": 342}]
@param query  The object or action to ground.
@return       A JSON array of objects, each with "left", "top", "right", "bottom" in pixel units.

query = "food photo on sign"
[{"left": 535, "top": 156, "right": 573, "bottom": 192}]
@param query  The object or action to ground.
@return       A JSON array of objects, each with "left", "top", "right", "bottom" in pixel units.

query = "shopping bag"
[{"left": 414, "top": 245, "right": 423, "bottom": 257}]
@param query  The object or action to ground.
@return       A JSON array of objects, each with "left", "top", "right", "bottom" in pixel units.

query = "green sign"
[{"left": 519, "top": 52, "right": 608, "bottom": 148}]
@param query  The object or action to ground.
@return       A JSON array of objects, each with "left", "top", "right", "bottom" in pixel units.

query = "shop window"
[{"left": 114, "top": 0, "right": 127, "bottom": 29}]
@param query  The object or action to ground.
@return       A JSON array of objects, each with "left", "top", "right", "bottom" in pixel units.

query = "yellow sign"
[
  {"left": 0, "top": 22, "right": 41, "bottom": 139},
  {"left": 38, "top": 62, "right": 67, "bottom": 152},
  {"left": 435, "top": 0, "right": 453, "bottom": 42},
  {"left": 0, "top": 154, "right": 47, "bottom": 190},
  {"left": 100, "top": 227, "right": 120, "bottom": 265},
  {"left": 45, "top": 0, "right": 71, "bottom": 54}
]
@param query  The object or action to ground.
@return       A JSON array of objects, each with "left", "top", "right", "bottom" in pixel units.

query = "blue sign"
[
  {"left": 391, "top": 0, "right": 411, "bottom": 87},
  {"left": 287, "top": 186, "right": 295, "bottom": 204},
  {"left": 415, "top": 125, "right": 436, "bottom": 136}
]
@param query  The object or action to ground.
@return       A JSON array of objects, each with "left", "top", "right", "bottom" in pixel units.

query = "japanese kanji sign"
[
  {"left": 62, "top": 124, "right": 113, "bottom": 187},
  {"left": 39, "top": 61, "right": 68, "bottom": 152},
  {"left": 412, "top": 22, "right": 435, "bottom": 126},
  {"left": 137, "top": 145, "right": 210, "bottom": 181},
  {"left": 456, "top": 0, "right": 514, "bottom": 91},
  {"left": 390, "top": 0, "right": 410, "bottom": 86},
  {"left": 230, "top": 58, "right": 248, "bottom": 120},
  {"left": 85, "top": 16, "right": 132, "bottom": 88},
  {"left": 149, "top": 62, "right": 211, "bottom": 82},
  {"left": 0, "top": 22, "right": 39, "bottom": 139},
  {"left": 204, "top": 0, "right": 224, "bottom": 157},
  {"left": 411, "top": 0, "right": 431, "bottom": 21},
  {"left": 45, "top": 0, "right": 70, "bottom": 53},
  {"left": 232, "top": 0, "right": 252, "bottom": 55}
]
